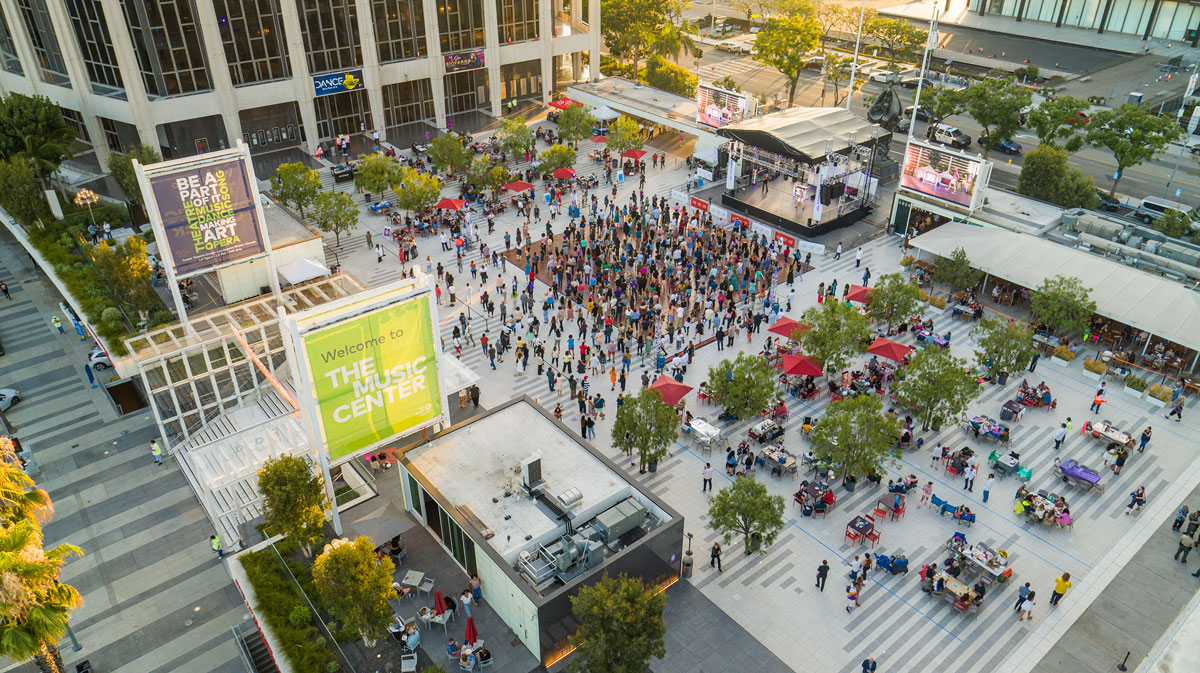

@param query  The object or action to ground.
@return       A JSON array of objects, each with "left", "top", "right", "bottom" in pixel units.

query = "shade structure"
[
  {"left": 782, "top": 353, "right": 823, "bottom": 377},
  {"left": 621, "top": 149, "right": 647, "bottom": 160},
  {"left": 868, "top": 336, "right": 913, "bottom": 362},
  {"left": 435, "top": 198, "right": 467, "bottom": 210},
  {"left": 648, "top": 374, "right": 693, "bottom": 407},
  {"left": 276, "top": 257, "right": 331, "bottom": 285},
  {"left": 846, "top": 284, "right": 873, "bottom": 303},
  {"left": 503, "top": 180, "right": 534, "bottom": 192},
  {"left": 433, "top": 590, "right": 447, "bottom": 616},
  {"left": 342, "top": 500, "right": 419, "bottom": 543},
  {"left": 767, "top": 317, "right": 811, "bottom": 339},
  {"left": 552, "top": 167, "right": 576, "bottom": 179},
  {"left": 592, "top": 105, "right": 620, "bottom": 121},
  {"left": 589, "top": 135, "right": 608, "bottom": 143},
  {"left": 549, "top": 97, "right": 581, "bottom": 109},
  {"left": 464, "top": 616, "right": 479, "bottom": 645}
]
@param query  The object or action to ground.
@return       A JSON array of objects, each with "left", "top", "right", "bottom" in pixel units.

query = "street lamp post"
[
  {"left": 846, "top": 0, "right": 868, "bottom": 111},
  {"left": 74, "top": 188, "right": 99, "bottom": 226}
]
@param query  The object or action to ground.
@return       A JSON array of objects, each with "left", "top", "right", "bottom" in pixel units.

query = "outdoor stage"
[{"left": 719, "top": 178, "right": 873, "bottom": 238}]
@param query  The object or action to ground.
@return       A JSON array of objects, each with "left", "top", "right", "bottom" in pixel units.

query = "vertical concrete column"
[
  {"left": 97, "top": 0, "right": 158, "bottom": 154},
  {"left": 354, "top": 0, "right": 387, "bottom": 145},
  {"left": 0, "top": 0, "right": 44, "bottom": 94},
  {"left": 192, "top": 0, "right": 241, "bottom": 150},
  {"left": 278, "top": 0, "right": 320, "bottom": 151},
  {"left": 588, "top": 0, "right": 600, "bottom": 79},
  {"left": 423, "top": 0, "right": 449, "bottom": 130},
  {"left": 539, "top": 0, "right": 553, "bottom": 101},
  {"left": 482, "top": 0, "right": 503, "bottom": 117}
]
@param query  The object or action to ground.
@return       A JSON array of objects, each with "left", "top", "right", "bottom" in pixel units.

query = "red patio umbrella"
[
  {"left": 433, "top": 589, "right": 447, "bottom": 616},
  {"left": 464, "top": 615, "right": 479, "bottom": 645},
  {"left": 621, "top": 149, "right": 647, "bottom": 160},
  {"left": 767, "top": 317, "right": 811, "bottom": 340},
  {"left": 589, "top": 135, "right": 607, "bottom": 143},
  {"left": 782, "top": 354, "right": 823, "bottom": 377},
  {"left": 503, "top": 180, "right": 534, "bottom": 192},
  {"left": 648, "top": 374, "right": 693, "bottom": 407},
  {"left": 868, "top": 336, "right": 913, "bottom": 363},
  {"left": 548, "top": 97, "right": 580, "bottom": 110},
  {"left": 846, "top": 284, "right": 873, "bottom": 303},
  {"left": 435, "top": 198, "right": 467, "bottom": 210},
  {"left": 552, "top": 167, "right": 576, "bottom": 179}
]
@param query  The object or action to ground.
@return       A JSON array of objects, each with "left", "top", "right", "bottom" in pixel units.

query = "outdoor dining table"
[
  {"left": 915, "top": 329, "right": 949, "bottom": 348},
  {"left": 760, "top": 443, "right": 797, "bottom": 476},
  {"left": 1089, "top": 420, "right": 1134, "bottom": 446},
  {"left": 938, "top": 573, "right": 976, "bottom": 601},
  {"left": 848, "top": 515, "right": 874, "bottom": 538},
  {"left": 960, "top": 543, "right": 1008, "bottom": 580},
  {"left": 401, "top": 570, "right": 425, "bottom": 588}
]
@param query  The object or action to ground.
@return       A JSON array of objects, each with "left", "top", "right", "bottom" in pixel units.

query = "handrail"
[{"left": 231, "top": 624, "right": 256, "bottom": 672}]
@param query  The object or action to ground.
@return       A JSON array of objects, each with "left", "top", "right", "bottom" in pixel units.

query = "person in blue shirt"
[
  {"left": 447, "top": 638, "right": 462, "bottom": 658},
  {"left": 861, "top": 658, "right": 877, "bottom": 673}
]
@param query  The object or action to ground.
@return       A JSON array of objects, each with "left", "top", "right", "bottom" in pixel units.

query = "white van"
[{"left": 1134, "top": 196, "right": 1200, "bottom": 228}]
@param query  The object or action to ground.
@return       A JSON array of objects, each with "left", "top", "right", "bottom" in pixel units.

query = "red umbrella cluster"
[
  {"left": 867, "top": 337, "right": 913, "bottom": 362},
  {"left": 552, "top": 167, "right": 576, "bottom": 179},
  {"left": 435, "top": 197, "right": 466, "bottom": 211},
  {"left": 846, "top": 284, "right": 873, "bottom": 303},
  {"left": 503, "top": 180, "right": 534, "bottom": 193},
  {"left": 767, "top": 317, "right": 811, "bottom": 340},
  {"left": 589, "top": 135, "right": 608, "bottom": 143},
  {"left": 621, "top": 149, "right": 647, "bottom": 160},
  {"left": 548, "top": 97, "right": 581, "bottom": 110},
  {"left": 648, "top": 375, "right": 692, "bottom": 407},
  {"left": 782, "top": 354, "right": 823, "bottom": 377}
]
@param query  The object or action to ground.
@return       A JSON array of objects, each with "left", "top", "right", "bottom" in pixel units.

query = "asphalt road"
[{"left": 934, "top": 26, "right": 1131, "bottom": 75}]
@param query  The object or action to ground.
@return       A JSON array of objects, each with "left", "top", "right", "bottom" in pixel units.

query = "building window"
[
  {"left": 497, "top": 0, "right": 538, "bottom": 44},
  {"left": 372, "top": 0, "right": 426, "bottom": 63},
  {"left": 214, "top": 0, "right": 290, "bottom": 86},
  {"left": 15, "top": 0, "right": 69, "bottom": 86},
  {"left": 60, "top": 107, "right": 90, "bottom": 142},
  {"left": 314, "top": 88, "right": 371, "bottom": 139},
  {"left": 444, "top": 68, "right": 488, "bottom": 114},
  {"left": 500, "top": 59, "right": 541, "bottom": 100},
  {"left": 299, "top": 0, "right": 362, "bottom": 75},
  {"left": 383, "top": 79, "right": 435, "bottom": 127},
  {"left": 0, "top": 7, "right": 23, "bottom": 75},
  {"left": 437, "top": 0, "right": 485, "bottom": 54},
  {"left": 121, "top": 0, "right": 212, "bottom": 98},
  {"left": 64, "top": 0, "right": 124, "bottom": 97}
]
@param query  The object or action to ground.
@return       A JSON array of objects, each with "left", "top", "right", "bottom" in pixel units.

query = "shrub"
[
  {"left": 1123, "top": 373, "right": 1149, "bottom": 392},
  {"left": 1083, "top": 357, "right": 1107, "bottom": 374},
  {"left": 100, "top": 307, "right": 122, "bottom": 323},
  {"left": 900, "top": 255, "right": 914, "bottom": 266},
  {"left": 240, "top": 550, "right": 337, "bottom": 672},
  {"left": 1148, "top": 384, "right": 1174, "bottom": 403},
  {"left": 288, "top": 604, "right": 311, "bottom": 629},
  {"left": 1052, "top": 345, "right": 1075, "bottom": 361},
  {"left": 928, "top": 294, "right": 947, "bottom": 309}
]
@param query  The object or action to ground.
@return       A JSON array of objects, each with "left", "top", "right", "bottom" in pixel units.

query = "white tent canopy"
[
  {"left": 693, "top": 145, "right": 719, "bottom": 166},
  {"left": 277, "top": 257, "right": 331, "bottom": 285},
  {"left": 909, "top": 222, "right": 1200, "bottom": 353},
  {"left": 591, "top": 105, "right": 620, "bottom": 121}
]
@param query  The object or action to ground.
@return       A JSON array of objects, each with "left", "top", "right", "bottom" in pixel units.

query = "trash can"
[
  {"left": 681, "top": 554, "right": 693, "bottom": 578},
  {"left": 748, "top": 532, "right": 763, "bottom": 553}
]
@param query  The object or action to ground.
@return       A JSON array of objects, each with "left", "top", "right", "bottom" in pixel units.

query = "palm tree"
[
  {"left": 0, "top": 521, "right": 84, "bottom": 673},
  {"left": 0, "top": 459, "right": 51, "bottom": 527},
  {"left": 648, "top": 22, "right": 700, "bottom": 64},
  {"left": 1, "top": 118, "right": 73, "bottom": 191}
]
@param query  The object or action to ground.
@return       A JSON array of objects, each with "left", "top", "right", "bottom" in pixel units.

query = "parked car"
[
  {"left": 900, "top": 76, "right": 935, "bottom": 89},
  {"left": 903, "top": 105, "right": 931, "bottom": 122},
  {"left": 977, "top": 132, "right": 1022, "bottom": 155},
  {"left": 1134, "top": 196, "right": 1200, "bottom": 227},
  {"left": 804, "top": 54, "right": 825, "bottom": 70},
  {"left": 1188, "top": 142, "right": 1200, "bottom": 156},
  {"left": 716, "top": 41, "right": 740, "bottom": 53},
  {"left": 868, "top": 69, "right": 897, "bottom": 83},
  {"left": 0, "top": 388, "right": 19, "bottom": 412},
  {"left": 88, "top": 348, "right": 112, "bottom": 371},
  {"left": 1095, "top": 190, "right": 1121, "bottom": 211},
  {"left": 929, "top": 123, "right": 971, "bottom": 149}
]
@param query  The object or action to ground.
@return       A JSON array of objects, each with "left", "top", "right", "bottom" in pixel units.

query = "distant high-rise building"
[{"left": 0, "top": 0, "right": 599, "bottom": 167}]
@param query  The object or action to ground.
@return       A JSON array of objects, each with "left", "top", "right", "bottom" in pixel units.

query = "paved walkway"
[{"left": 0, "top": 226, "right": 248, "bottom": 673}]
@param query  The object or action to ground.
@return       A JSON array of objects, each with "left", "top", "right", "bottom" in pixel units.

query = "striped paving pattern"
[{"left": 0, "top": 232, "right": 247, "bottom": 673}]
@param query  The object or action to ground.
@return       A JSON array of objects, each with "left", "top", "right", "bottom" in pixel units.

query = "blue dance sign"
[{"left": 313, "top": 70, "right": 365, "bottom": 97}]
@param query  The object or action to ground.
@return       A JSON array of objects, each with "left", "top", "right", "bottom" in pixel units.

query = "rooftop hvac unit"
[{"left": 521, "top": 454, "right": 543, "bottom": 491}]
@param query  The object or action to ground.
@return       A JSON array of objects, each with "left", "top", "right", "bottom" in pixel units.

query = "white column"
[
  {"left": 279, "top": 0, "right": 320, "bottom": 150},
  {"left": 539, "top": 0, "right": 553, "bottom": 102},
  {"left": 482, "top": 0, "right": 503, "bottom": 117},
  {"left": 0, "top": 0, "right": 41, "bottom": 94},
  {"left": 40, "top": 0, "right": 118, "bottom": 167},
  {"left": 355, "top": 0, "right": 387, "bottom": 145},
  {"left": 423, "top": 0, "right": 449, "bottom": 130},
  {"left": 191, "top": 0, "right": 241, "bottom": 150},
  {"left": 588, "top": 0, "right": 600, "bottom": 80},
  {"left": 98, "top": 0, "right": 159, "bottom": 151}
]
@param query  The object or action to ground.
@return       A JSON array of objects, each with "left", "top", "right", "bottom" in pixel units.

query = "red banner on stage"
[
  {"left": 690, "top": 196, "right": 709, "bottom": 212},
  {"left": 774, "top": 231, "right": 796, "bottom": 248}
]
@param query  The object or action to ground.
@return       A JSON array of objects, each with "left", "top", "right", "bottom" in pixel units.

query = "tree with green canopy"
[
  {"left": 1086, "top": 104, "right": 1182, "bottom": 196},
  {"left": 612, "top": 388, "right": 680, "bottom": 471},
  {"left": 88, "top": 236, "right": 161, "bottom": 318},
  {"left": 865, "top": 273, "right": 923, "bottom": 332},
  {"left": 493, "top": 118, "right": 535, "bottom": 163},
  {"left": 312, "top": 537, "right": 396, "bottom": 645},
  {"left": 537, "top": 144, "right": 578, "bottom": 173},
  {"left": 704, "top": 353, "right": 778, "bottom": 421},
  {"left": 753, "top": 16, "right": 822, "bottom": 106},
  {"left": 1016, "top": 145, "right": 1100, "bottom": 210},
  {"left": 426, "top": 135, "right": 472, "bottom": 175},
  {"left": 932, "top": 246, "right": 982, "bottom": 297},
  {"left": 1029, "top": 275, "right": 1096, "bottom": 335},
  {"left": 799, "top": 300, "right": 872, "bottom": 376},
  {"left": 643, "top": 55, "right": 698, "bottom": 97},
  {"left": 392, "top": 166, "right": 443, "bottom": 214},
  {"left": 605, "top": 116, "right": 645, "bottom": 157},
  {"left": 554, "top": 105, "right": 596, "bottom": 146},
  {"left": 269, "top": 162, "right": 322, "bottom": 216},
  {"left": 866, "top": 17, "right": 926, "bottom": 67},
  {"left": 1152, "top": 209, "right": 1193, "bottom": 239},
  {"left": 600, "top": 0, "right": 672, "bottom": 79},
  {"left": 354, "top": 152, "right": 399, "bottom": 198},
  {"left": 891, "top": 347, "right": 980, "bottom": 430},
  {"left": 311, "top": 190, "right": 359, "bottom": 248},
  {"left": 258, "top": 455, "right": 328, "bottom": 556},
  {"left": 0, "top": 93, "right": 76, "bottom": 189},
  {"left": 809, "top": 394, "right": 901, "bottom": 478},
  {"left": 961, "top": 77, "right": 1032, "bottom": 159},
  {"left": 973, "top": 317, "right": 1035, "bottom": 381},
  {"left": 106, "top": 144, "right": 162, "bottom": 208},
  {"left": 0, "top": 158, "right": 49, "bottom": 225},
  {"left": 647, "top": 21, "right": 700, "bottom": 64},
  {"left": 466, "top": 157, "right": 511, "bottom": 200},
  {"left": 1026, "top": 96, "right": 1090, "bottom": 151},
  {"left": 567, "top": 574, "right": 666, "bottom": 673},
  {"left": 920, "top": 85, "right": 964, "bottom": 140},
  {"left": 707, "top": 477, "right": 786, "bottom": 554}
]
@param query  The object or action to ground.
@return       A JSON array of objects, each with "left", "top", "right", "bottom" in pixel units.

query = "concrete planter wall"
[
  {"left": 1081, "top": 368, "right": 1102, "bottom": 380},
  {"left": 1049, "top": 356, "right": 1073, "bottom": 368},
  {"left": 1147, "top": 396, "right": 1167, "bottom": 408},
  {"left": 1123, "top": 385, "right": 1147, "bottom": 400}
]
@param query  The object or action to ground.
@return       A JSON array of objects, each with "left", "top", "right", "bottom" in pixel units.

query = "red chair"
[
  {"left": 945, "top": 465, "right": 959, "bottom": 477},
  {"left": 872, "top": 505, "right": 889, "bottom": 520},
  {"left": 891, "top": 505, "right": 906, "bottom": 521},
  {"left": 845, "top": 528, "right": 862, "bottom": 545},
  {"left": 865, "top": 529, "right": 881, "bottom": 548},
  {"left": 823, "top": 492, "right": 837, "bottom": 511},
  {"left": 792, "top": 493, "right": 804, "bottom": 507}
]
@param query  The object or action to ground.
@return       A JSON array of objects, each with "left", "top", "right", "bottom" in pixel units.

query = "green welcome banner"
[{"left": 303, "top": 297, "right": 442, "bottom": 462}]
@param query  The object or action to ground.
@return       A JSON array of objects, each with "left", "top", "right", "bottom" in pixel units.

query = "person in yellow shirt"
[{"left": 1050, "top": 572, "right": 1072, "bottom": 606}]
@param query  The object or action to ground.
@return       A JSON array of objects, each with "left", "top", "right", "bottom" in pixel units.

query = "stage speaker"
[
  {"left": 819, "top": 184, "right": 832, "bottom": 206},
  {"left": 831, "top": 182, "right": 845, "bottom": 198}
]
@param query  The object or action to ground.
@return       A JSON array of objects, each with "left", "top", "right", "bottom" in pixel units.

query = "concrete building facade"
[{"left": 0, "top": 0, "right": 600, "bottom": 168}]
